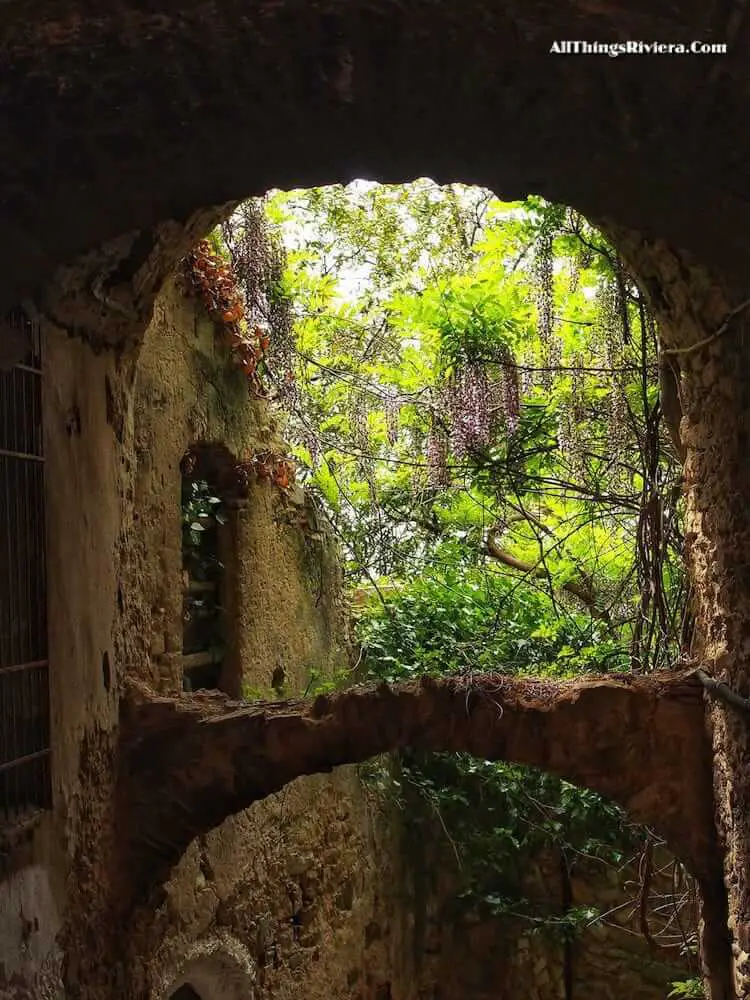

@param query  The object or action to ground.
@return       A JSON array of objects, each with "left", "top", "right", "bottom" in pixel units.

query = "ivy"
[{"left": 358, "top": 576, "right": 637, "bottom": 930}]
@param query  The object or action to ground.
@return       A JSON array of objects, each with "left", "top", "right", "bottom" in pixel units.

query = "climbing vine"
[{"left": 183, "top": 237, "right": 270, "bottom": 390}]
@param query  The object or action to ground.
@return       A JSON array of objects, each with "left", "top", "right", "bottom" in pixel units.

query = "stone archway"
[
  {"left": 118, "top": 669, "right": 730, "bottom": 1000},
  {"left": 2, "top": 2, "right": 749, "bottom": 339},
  {"left": 169, "top": 988, "right": 200, "bottom": 1000},
  {"left": 119, "top": 672, "right": 717, "bottom": 888},
  {"left": 154, "top": 934, "right": 256, "bottom": 1000},
  {"left": 6, "top": 5, "right": 750, "bottom": 1000}
]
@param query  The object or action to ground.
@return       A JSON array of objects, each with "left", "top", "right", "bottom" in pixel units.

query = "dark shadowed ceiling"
[{"left": 1, "top": 1, "right": 747, "bottom": 314}]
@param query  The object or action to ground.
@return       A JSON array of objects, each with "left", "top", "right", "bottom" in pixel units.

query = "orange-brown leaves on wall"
[
  {"left": 236, "top": 450, "right": 296, "bottom": 493},
  {"left": 183, "top": 239, "right": 268, "bottom": 391}
]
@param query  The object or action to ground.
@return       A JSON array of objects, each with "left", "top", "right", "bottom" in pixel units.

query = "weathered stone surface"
[
  {"left": 4, "top": 6, "right": 750, "bottom": 996},
  {"left": 0, "top": 1, "right": 748, "bottom": 329},
  {"left": 118, "top": 671, "right": 717, "bottom": 892}
]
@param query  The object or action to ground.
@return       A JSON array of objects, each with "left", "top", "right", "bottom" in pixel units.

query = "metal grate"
[{"left": 0, "top": 310, "right": 50, "bottom": 824}]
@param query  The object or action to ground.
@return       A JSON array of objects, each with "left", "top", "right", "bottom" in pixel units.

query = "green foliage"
[
  {"left": 668, "top": 980, "right": 706, "bottom": 999},
  {"left": 181, "top": 479, "right": 227, "bottom": 550},
  {"left": 358, "top": 571, "right": 635, "bottom": 926},
  {"left": 220, "top": 181, "right": 689, "bottom": 942},
  {"left": 303, "top": 665, "right": 353, "bottom": 696},
  {"left": 240, "top": 683, "right": 279, "bottom": 702},
  {"left": 256, "top": 181, "right": 683, "bottom": 676},
  {"left": 357, "top": 564, "right": 627, "bottom": 683}
]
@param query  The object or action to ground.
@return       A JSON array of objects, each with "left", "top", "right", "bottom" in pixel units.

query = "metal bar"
[
  {"left": 12, "top": 450, "right": 22, "bottom": 667},
  {"left": 23, "top": 458, "right": 32, "bottom": 666},
  {"left": 0, "top": 447, "right": 44, "bottom": 463},
  {"left": 0, "top": 748, "right": 50, "bottom": 775},
  {"left": 3, "top": 453, "right": 17, "bottom": 668}
]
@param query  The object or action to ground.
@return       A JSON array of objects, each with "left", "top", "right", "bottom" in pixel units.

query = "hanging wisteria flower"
[
  {"left": 487, "top": 348, "right": 521, "bottom": 436},
  {"left": 350, "top": 392, "right": 370, "bottom": 454},
  {"left": 533, "top": 232, "right": 554, "bottom": 345},
  {"left": 519, "top": 364, "right": 535, "bottom": 397},
  {"left": 607, "top": 384, "right": 629, "bottom": 461},
  {"left": 222, "top": 198, "right": 300, "bottom": 409},
  {"left": 570, "top": 355, "right": 585, "bottom": 425},
  {"left": 302, "top": 429, "right": 321, "bottom": 465},
  {"left": 500, "top": 348, "right": 521, "bottom": 434},
  {"left": 488, "top": 372, "right": 506, "bottom": 431},
  {"left": 446, "top": 362, "right": 491, "bottom": 457},
  {"left": 426, "top": 424, "right": 450, "bottom": 488}
]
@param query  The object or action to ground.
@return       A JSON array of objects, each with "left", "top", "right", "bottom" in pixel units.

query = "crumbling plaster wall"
[
  {"left": 129, "top": 276, "right": 348, "bottom": 698},
  {"left": 122, "top": 277, "right": 407, "bottom": 1000},
  {"left": 0, "top": 315, "right": 130, "bottom": 998}
]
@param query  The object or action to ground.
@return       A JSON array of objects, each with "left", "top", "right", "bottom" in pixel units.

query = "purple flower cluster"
[
  {"left": 223, "top": 200, "right": 300, "bottom": 409},
  {"left": 500, "top": 350, "right": 521, "bottom": 433},
  {"left": 445, "top": 363, "right": 491, "bottom": 458},
  {"left": 488, "top": 360, "right": 521, "bottom": 437},
  {"left": 350, "top": 393, "right": 370, "bottom": 455},
  {"left": 534, "top": 233, "right": 554, "bottom": 345},
  {"left": 302, "top": 429, "right": 321, "bottom": 464},
  {"left": 426, "top": 425, "right": 450, "bottom": 488}
]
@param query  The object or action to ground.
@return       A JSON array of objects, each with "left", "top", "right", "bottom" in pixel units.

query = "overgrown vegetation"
[
  {"left": 212, "top": 181, "right": 697, "bottom": 971},
  {"left": 180, "top": 474, "right": 227, "bottom": 691}
]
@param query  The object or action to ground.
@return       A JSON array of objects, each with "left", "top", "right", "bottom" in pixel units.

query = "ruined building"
[
  {"left": 0, "top": 247, "right": 697, "bottom": 999},
  {"left": 1, "top": 3, "right": 750, "bottom": 999}
]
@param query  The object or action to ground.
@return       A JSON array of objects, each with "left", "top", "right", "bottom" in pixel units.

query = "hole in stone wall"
[
  {"left": 102, "top": 651, "right": 111, "bottom": 691},
  {"left": 180, "top": 444, "right": 243, "bottom": 696}
]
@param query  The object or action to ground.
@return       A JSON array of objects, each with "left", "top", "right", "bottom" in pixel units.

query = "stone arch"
[
  {"left": 1, "top": 3, "right": 746, "bottom": 348},
  {"left": 120, "top": 671, "right": 718, "bottom": 890},
  {"left": 120, "top": 673, "right": 729, "bottom": 996},
  {"left": 169, "top": 988, "right": 201, "bottom": 1000},
  {"left": 7, "top": 6, "right": 749, "bottom": 998},
  {"left": 153, "top": 934, "right": 256, "bottom": 1000}
]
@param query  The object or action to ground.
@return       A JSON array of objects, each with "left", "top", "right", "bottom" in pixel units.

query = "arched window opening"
[
  {"left": 180, "top": 444, "right": 244, "bottom": 697},
  {"left": 156, "top": 935, "right": 257, "bottom": 1000},
  {"left": 0, "top": 308, "right": 51, "bottom": 826}
]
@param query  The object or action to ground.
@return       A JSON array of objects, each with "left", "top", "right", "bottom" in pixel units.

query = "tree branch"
[{"left": 486, "top": 534, "right": 609, "bottom": 621}]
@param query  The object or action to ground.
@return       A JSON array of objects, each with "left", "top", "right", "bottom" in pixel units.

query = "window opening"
[
  {"left": 0, "top": 309, "right": 51, "bottom": 824},
  {"left": 181, "top": 447, "right": 238, "bottom": 694}
]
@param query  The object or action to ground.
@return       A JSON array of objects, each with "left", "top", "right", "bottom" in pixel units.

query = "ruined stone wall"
[
  {"left": 0, "top": 276, "right": 698, "bottom": 1000},
  {"left": 397, "top": 830, "right": 693, "bottom": 1000},
  {"left": 0, "top": 277, "right": 408, "bottom": 1000},
  {"left": 119, "top": 277, "right": 409, "bottom": 1000},
  {"left": 0, "top": 313, "right": 133, "bottom": 999}
]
